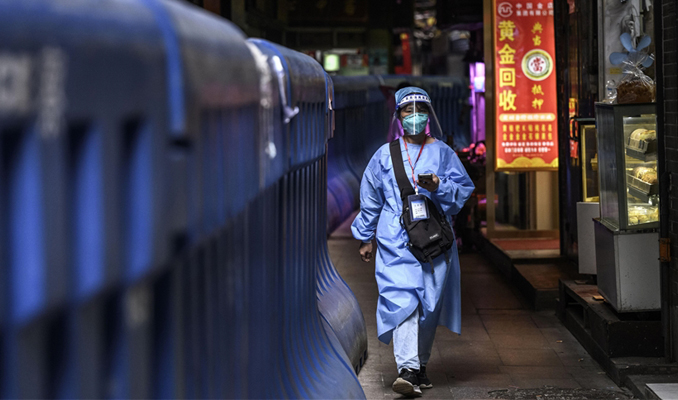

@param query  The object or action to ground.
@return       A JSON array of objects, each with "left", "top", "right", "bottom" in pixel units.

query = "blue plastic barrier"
[
  {"left": 0, "top": 1, "right": 177, "bottom": 397},
  {"left": 249, "top": 38, "right": 368, "bottom": 388},
  {"left": 326, "top": 76, "right": 390, "bottom": 234},
  {"left": 0, "top": 1, "right": 365, "bottom": 398}
]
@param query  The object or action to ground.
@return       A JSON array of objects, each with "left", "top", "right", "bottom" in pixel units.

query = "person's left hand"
[{"left": 418, "top": 173, "right": 440, "bottom": 192}]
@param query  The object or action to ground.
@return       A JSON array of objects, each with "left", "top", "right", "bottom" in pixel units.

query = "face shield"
[{"left": 388, "top": 87, "right": 445, "bottom": 140}]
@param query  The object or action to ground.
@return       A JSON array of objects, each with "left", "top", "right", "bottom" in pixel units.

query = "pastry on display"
[
  {"left": 628, "top": 205, "right": 659, "bottom": 225},
  {"left": 633, "top": 166, "right": 652, "bottom": 178},
  {"left": 626, "top": 127, "right": 658, "bottom": 157},
  {"left": 617, "top": 79, "right": 655, "bottom": 104},
  {"left": 630, "top": 128, "right": 657, "bottom": 141},
  {"left": 633, "top": 166, "right": 658, "bottom": 184},
  {"left": 609, "top": 32, "right": 655, "bottom": 104},
  {"left": 641, "top": 171, "right": 658, "bottom": 184}
]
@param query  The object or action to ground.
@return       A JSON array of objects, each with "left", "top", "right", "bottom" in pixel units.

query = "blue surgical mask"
[{"left": 402, "top": 113, "right": 429, "bottom": 135}]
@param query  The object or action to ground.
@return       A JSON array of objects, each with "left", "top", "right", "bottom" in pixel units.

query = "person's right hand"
[{"left": 359, "top": 241, "right": 373, "bottom": 263}]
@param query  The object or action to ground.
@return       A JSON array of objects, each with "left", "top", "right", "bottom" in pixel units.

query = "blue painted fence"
[
  {"left": 0, "top": 1, "right": 365, "bottom": 398},
  {"left": 326, "top": 76, "right": 390, "bottom": 234}
]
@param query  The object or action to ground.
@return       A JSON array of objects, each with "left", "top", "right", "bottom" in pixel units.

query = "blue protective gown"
[{"left": 352, "top": 138, "right": 475, "bottom": 344}]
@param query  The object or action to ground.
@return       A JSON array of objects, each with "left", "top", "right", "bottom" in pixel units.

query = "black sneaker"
[
  {"left": 392, "top": 369, "right": 422, "bottom": 397},
  {"left": 417, "top": 366, "right": 432, "bottom": 389}
]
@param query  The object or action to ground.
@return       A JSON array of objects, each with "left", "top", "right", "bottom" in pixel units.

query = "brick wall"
[{"left": 661, "top": 0, "right": 678, "bottom": 361}]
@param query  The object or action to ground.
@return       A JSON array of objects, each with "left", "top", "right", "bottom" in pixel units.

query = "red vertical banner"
[
  {"left": 395, "top": 33, "right": 412, "bottom": 75},
  {"left": 494, "top": 1, "right": 558, "bottom": 170}
]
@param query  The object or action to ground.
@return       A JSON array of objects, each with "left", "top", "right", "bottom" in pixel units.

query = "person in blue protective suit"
[{"left": 351, "top": 87, "right": 475, "bottom": 397}]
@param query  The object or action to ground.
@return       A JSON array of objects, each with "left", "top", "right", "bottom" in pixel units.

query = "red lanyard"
[{"left": 403, "top": 139, "right": 426, "bottom": 193}]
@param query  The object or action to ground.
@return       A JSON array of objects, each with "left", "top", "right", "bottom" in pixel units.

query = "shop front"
[
  {"left": 557, "top": 0, "right": 661, "bottom": 312},
  {"left": 481, "top": 0, "right": 561, "bottom": 269},
  {"left": 553, "top": 0, "right": 678, "bottom": 384}
]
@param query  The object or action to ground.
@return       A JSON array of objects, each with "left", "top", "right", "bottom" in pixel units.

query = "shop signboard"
[{"left": 493, "top": 0, "right": 558, "bottom": 170}]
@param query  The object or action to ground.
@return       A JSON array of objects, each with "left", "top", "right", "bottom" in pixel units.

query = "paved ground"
[{"left": 328, "top": 219, "right": 630, "bottom": 400}]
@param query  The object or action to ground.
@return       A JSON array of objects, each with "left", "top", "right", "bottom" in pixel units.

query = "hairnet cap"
[
  {"left": 395, "top": 86, "right": 431, "bottom": 110},
  {"left": 389, "top": 85, "right": 444, "bottom": 140}
]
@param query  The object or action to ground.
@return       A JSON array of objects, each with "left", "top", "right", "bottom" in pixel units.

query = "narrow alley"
[
  {"left": 329, "top": 217, "right": 631, "bottom": 399},
  {"left": 7, "top": 1, "right": 678, "bottom": 398}
]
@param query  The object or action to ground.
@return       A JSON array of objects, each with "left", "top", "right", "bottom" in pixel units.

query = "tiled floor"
[{"left": 328, "top": 222, "right": 624, "bottom": 399}]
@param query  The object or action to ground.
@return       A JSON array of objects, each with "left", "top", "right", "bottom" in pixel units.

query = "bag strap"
[{"left": 389, "top": 139, "right": 416, "bottom": 200}]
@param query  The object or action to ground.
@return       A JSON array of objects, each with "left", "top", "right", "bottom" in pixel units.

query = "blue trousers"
[{"left": 392, "top": 301, "right": 442, "bottom": 372}]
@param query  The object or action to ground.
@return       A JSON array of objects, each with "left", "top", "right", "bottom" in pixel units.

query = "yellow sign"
[
  {"left": 532, "top": 84, "right": 544, "bottom": 95},
  {"left": 532, "top": 98, "right": 544, "bottom": 110},
  {"left": 498, "top": 44, "right": 517, "bottom": 64},
  {"left": 499, "top": 90, "right": 518, "bottom": 111},
  {"left": 498, "top": 113, "right": 556, "bottom": 122},
  {"left": 499, "top": 68, "right": 516, "bottom": 87},
  {"left": 498, "top": 20, "right": 516, "bottom": 41},
  {"left": 531, "top": 22, "right": 543, "bottom": 34}
]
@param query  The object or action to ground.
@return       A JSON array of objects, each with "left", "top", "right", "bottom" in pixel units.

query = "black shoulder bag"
[{"left": 389, "top": 140, "right": 454, "bottom": 264}]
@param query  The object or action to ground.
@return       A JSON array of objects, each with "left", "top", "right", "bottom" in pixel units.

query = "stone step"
[
  {"left": 646, "top": 383, "right": 678, "bottom": 399},
  {"left": 624, "top": 374, "right": 678, "bottom": 399}
]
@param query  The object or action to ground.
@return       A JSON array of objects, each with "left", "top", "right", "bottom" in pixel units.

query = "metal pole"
[{"left": 484, "top": 0, "right": 496, "bottom": 237}]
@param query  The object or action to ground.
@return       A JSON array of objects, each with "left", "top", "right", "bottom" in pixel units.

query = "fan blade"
[
  {"left": 610, "top": 52, "right": 628, "bottom": 65},
  {"left": 637, "top": 35, "right": 652, "bottom": 51},
  {"left": 620, "top": 33, "right": 634, "bottom": 52}
]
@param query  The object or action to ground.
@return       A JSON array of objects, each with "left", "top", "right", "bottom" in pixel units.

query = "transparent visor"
[{"left": 387, "top": 99, "right": 445, "bottom": 141}]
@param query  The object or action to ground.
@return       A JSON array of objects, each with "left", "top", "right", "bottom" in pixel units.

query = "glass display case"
[
  {"left": 594, "top": 102, "right": 660, "bottom": 312},
  {"left": 595, "top": 103, "right": 658, "bottom": 231},
  {"left": 577, "top": 119, "right": 599, "bottom": 202}
]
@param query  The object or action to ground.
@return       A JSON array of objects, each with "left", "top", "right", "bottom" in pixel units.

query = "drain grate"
[{"left": 487, "top": 386, "right": 634, "bottom": 400}]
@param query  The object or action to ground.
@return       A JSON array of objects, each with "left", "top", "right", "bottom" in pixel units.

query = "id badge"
[{"left": 408, "top": 194, "right": 429, "bottom": 221}]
